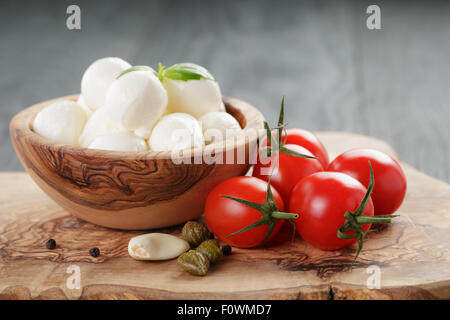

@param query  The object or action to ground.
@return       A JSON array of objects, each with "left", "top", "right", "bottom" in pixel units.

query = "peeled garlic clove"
[
  {"left": 149, "top": 113, "right": 204, "bottom": 151},
  {"left": 33, "top": 100, "right": 87, "bottom": 145},
  {"left": 81, "top": 57, "right": 131, "bottom": 110},
  {"left": 128, "top": 233, "right": 190, "bottom": 261},
  {"left": 199, "top": 111, "right": 242, "bottom": 144},
  {"left": 78, "top": 107, "right": 122, "bottom": 147},
  {"left": 163, "top": 78, "right": 223, "bottom": 118},
  {"left": 104, "top": 70, "right": 168, "bottom": 131},
  {"left": 88, "top": 131, "right": 148, "bottom": 152}
]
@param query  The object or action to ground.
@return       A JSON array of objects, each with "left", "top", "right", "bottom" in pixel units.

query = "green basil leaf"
[
  {"left": 162, "top": 62, "right": 215, "bottom": 81},
  {"left": 116, "top": 65, "right": 153, "bottom": 79}
]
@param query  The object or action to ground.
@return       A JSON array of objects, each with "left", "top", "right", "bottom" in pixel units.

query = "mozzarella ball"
[
  {"left": 81, "top": 57, "right": 131, "bottom": 110},
  {"left": 149, "top": 113, "right": 204, "bottom": 151},
  {"left": 199, "top": 112, "right": 242, "bottom": 144},
  {"left": 104, "top": 70, "right": 168, "bottom": 131},
  {"left": 76, "top": 94, "right": 93, "bottom": 117},
  {"left": 133, "top": 109, "right": 169, "bottom": 139},
  {"left": 88, "top": 131, "right": 148, "bottom": 152},
  {"left": 163, "top": 78, "right": 224, "bottom": 118},
  {"left": 33, "top": 100, "right": 87, "bottom": 145},
  {"left": 134, "top": 127, "right": 153, "bottom": 139},
  {"left": 78, "top": 107, "right": 122, "bottom": 147}
]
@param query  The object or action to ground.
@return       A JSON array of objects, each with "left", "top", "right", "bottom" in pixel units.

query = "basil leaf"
[
  {"left": 116, "top": 65, "right": 153, "bottom": 79},
  {"left": 162, "top": 62, "right": 215, "bottom": 81}
]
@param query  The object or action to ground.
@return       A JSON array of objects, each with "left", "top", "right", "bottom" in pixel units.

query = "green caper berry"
[
  {"left": 177, "top": 250, "right": 210, "bottom": 276},
  {"left": 181, "top": 221, "right": 211, "bottom": 247},
  {"left": 197, "top": 239, "right": 222, "bottom": 264}
]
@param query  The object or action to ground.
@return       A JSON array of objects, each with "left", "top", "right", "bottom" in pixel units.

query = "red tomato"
[
  {"left": 263, "top": 128, "right": 329, "bottom": 168},
  {"left": 327, "top": 149, "right": 407, "bottom": 215},
  {"left": 253, "top": 144, "right": 324, "bottom": 205},
  {"left": 205, "top": 176, "right": 285, "bottom": 248},
  {"left": 289, "top": 172, "right": 374, "bottom": 250}
]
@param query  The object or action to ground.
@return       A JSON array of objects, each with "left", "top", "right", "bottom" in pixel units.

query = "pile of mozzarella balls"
[{"left": 32, "top": 57, "right": 242, "bottom": 152}]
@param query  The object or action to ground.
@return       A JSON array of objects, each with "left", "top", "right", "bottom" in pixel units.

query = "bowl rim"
[{"left": 10, "top": 94, "right": 265, "bottom": 161}]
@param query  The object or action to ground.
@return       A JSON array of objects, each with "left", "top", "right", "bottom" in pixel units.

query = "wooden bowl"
[{"left": 10, "top": 95, "right": 264, "bottom": 230}]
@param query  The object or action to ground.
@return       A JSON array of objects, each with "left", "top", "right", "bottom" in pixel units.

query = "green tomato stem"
[
  {"left": 271, "top": 211, "right": 298, "bottom": 220},
  {"left": 355, "top": 215, "right": 396, "bottom": 225}
]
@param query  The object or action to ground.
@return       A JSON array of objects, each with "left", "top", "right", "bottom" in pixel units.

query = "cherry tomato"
[
  {"left": 263, "top": 128, "right": 329, "bottom": 168},
  {"left": 253, "top": 144, "right": 324, "bottom": 205},
  {"left": 205, "top": 176, "right": 285, "bottom": 248},
  {"left": 289, "top": 172, "right": 374, "bottom": 250},
  {"left": 327, "top": 149, "right": 406, "bottom": 215}
]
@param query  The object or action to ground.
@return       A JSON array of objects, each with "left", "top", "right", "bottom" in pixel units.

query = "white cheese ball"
[
  {"left": 76, "top": 94, "right": 93, "bottom": 117},
  {"left": 104, "top": 70, "right": 168, "bottom": 131},
  {"left": 81, "top": 57, "right": 131, "bottom": 110},
  {"left": 149, "top": 113, "right": 204, "bottom": 151},
  {"left": 163, "top": 78, "right": 224, "bottom": 118},
  {"left": 78, "top": 107, "right": 122, "bottom": 147},
  {"left": 133, "top": 127, "right": 153, "bottom": 140},
  {"left": 199, "top": 111, "right": 242, "bottom": 144},
  {"left": 33, "top": 100, "right": 87, "bottom": 145},
  {"left": 88, "top": 131, "right": 148, "bottom": 152},
  {"left": 133, "top": 109, "right": 169, "bottom": 139}
]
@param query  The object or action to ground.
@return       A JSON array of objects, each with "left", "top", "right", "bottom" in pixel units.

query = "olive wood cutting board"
[{"left": 0, "top": 132, "right": 449, "bottom": 300}]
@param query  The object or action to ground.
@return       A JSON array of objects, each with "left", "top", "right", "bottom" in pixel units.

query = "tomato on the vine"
[
  {"left": 289, "top": 163, "right": 396, "bottom": 263},
  {"left": 262, "top": 128, "right": 329, "bottom": 169},
  {"left": 205, "top": 176, "right": 297, "bottom": 248},
  {"left": 289, "top": 171, "right": 375, "bottom": 251},
  {"left": 279, "top": 128, "right": 329, "bottom": 168},
  {"left": 327, "top": 149, "right": 407, "bottom": 215},
  {"left": 253, "top": 144, "right": 324, "bottom": 205}
]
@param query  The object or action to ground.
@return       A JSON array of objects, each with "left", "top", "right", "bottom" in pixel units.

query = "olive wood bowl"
[{"left": 10, "top": 95, "right": 264, "bottom": 230}]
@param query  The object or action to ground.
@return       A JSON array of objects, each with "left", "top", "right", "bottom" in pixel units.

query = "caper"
[
  {"left": 177, "top": 250, "right": 210, "bottom": 276},
  {"left": 181, "top": 221, "right": 211, "bottom": 247},
  {"left": 197, "top": 239, "right": 222, "bottom": 264}
]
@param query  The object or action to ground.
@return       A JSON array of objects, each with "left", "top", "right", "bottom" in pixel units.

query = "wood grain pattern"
[
  {"left": 9, "top": 95, "right": 264, "bottom": 230},
  {"left": 0, "top": 132, "right": 449, "bottom": 300}
]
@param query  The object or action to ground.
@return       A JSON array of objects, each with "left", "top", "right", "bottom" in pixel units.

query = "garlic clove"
[
  {"left": 33, "top": 100, "right": 87, "bottom": 146},
  {"left": 81, "top": 57, "right": 131, "bottom": 110},
  {"left": 128, "top": 233, "right": 190, "bottom": 261},
  {"left": 148, "top": 113, "right": 204, "bottom": 151},
  {"left": 88, "top": 131, "right": 148, "bottom": 152}
]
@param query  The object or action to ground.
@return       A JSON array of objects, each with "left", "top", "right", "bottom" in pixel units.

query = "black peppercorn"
[
  {"left": 89, "top": 247, "right": 100, "bottom": 257},
  {"left": 221, "top": 245, "right": 232, "bottom": 256},
  {"left": 46, "top": 239, "right": 56, "bottom": 250}
]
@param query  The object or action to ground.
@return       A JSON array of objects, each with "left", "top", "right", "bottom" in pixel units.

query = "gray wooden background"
[{"left": 1, "top": 0, "right": 449, "bottom": 182}]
